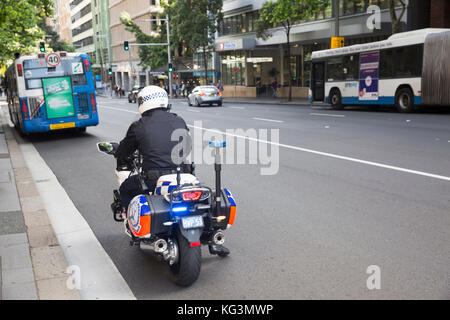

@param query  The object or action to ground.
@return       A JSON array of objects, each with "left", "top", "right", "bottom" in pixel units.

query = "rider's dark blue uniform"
[{"left": 115, "top": 108, "right": 189, "bottom": 210}]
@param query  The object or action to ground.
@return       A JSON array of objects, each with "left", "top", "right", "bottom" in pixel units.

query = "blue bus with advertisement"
[{"left": 5, "top": 52, "right": 99, "bottom": 134}]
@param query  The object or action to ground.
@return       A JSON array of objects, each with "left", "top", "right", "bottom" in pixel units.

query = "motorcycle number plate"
[{"left": 181, "top": 215, "right": 204, "bottom": 229}]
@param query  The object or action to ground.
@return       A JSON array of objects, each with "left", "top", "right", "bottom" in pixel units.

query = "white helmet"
[{"left": 137, "top": 85, "right": 169, "bottom": 115}]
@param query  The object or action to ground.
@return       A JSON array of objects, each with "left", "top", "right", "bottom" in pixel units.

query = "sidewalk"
[
  {"left": 0, "top": 101, "right": 79, "bottom": 300},
  {"left": 222, "top": 97, "right": 312, "bottom": 106}
]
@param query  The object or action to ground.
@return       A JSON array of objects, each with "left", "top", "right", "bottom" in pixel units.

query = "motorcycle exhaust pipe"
[
  {"left": 212, "top": 231, "right": 225, "bottom": 246},
  {"left": 153, "top": 239, "right": 168, "bottom": 253}
]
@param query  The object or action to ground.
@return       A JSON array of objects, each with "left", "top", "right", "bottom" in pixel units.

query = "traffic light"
[
  {"left": 124, "top": 41, "right": 129, "bottom": 51},
  {"left": 108, "top": 68, "right": 112, "bottom": 76},
  {"left": 168, "top": 62, "right": 173, "bottom": 72},
  {"left": 39, "top": 42, "right": 45, "bottom": 53}
]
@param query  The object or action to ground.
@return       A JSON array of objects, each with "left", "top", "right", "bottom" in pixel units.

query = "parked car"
[
  {"left": 187, "top": 86, "right": 223, "bottom": 107},
  {"left": 128, "top": 86, "right": 144, "bottom": 103}
]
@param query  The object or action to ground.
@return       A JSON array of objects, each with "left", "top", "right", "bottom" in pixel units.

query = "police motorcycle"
[{"left": 96, "top": 140, "right": 237, "bottom": 287}]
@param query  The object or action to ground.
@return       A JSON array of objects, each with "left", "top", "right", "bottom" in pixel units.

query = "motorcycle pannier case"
[
  {"left": 213, "top": 188, "right": 237, "bottom": 230},
  {"left": 127, "top": 194, "right": 171, "bottom": 238}
]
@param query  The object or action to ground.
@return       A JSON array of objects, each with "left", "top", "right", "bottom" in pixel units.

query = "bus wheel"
[
  {"left": 330, "top": 89, "right": 344, "bottom": 110},
  {"left": 395, "top": 88, "right": 414, "bottom": 113},
  {"left": 76, "top": 127, "right": 87, "bottom": 134}
]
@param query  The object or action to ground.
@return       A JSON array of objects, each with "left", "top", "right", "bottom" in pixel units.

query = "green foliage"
[
  {"left": 0, "top": 0, "right": 54, "bottom": 64},
  {"left": 120, "top": 11, "right": 168, "bottom": 70},
  {"left": 120, "top": 0, "right": 223, "bottom": 77},
  {"left": 256, "top": 0, "right": 329, "bottom": 39},
  {"left": 161, "top": 0, "right": 223, "bottom": 56},
  {"left": 161, "top": 0, "right": 222, "bottom": 81},
  {"left": 38, "top": 20, "right": 75, "bottom": 53}
]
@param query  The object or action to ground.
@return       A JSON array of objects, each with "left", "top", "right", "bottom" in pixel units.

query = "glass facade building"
[{"left": 216, "top": 0, "right": 408, "bottom": 94}]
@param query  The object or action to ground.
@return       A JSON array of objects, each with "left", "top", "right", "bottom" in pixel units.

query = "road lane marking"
[
  {"left": 310, "top": 113, "right": 346, "bottom": 118},
  {"left": 188, "top": 125, "right": 450, "bottom": 182},
  {"left": 100, "top": 104, "right": 450, "bottom": 182},
  {"left": 100, "top": 105, "right": 138, "bottom": 114},
  {"left": 229, "top": 106, "right": 245, "bottom": 109},
  {"left": 252, "top": 117, "right": 284, "bottom": 123},
  {"left": 187, "top": 108, "right": 200, "bottom": 113}
]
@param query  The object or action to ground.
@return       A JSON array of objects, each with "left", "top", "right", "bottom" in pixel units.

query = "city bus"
[
  {"left": 309, "top": 28, "right": 450, "bottom": 113},
  {"left": 5, "top": 52, "right": 99, "bottom": 134}
]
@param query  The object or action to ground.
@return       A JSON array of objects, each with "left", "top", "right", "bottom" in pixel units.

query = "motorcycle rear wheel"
[{"left": 169, "top": 230, "right": 201, "bottom": 287}]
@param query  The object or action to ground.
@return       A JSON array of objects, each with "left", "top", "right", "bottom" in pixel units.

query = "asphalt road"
[{"left": 27, "top": 96, "right": 450, "bottom": 299}]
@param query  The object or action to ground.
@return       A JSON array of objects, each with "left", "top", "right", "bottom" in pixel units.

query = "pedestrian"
[
  {"left": 217, "top": 80, "right": 223, "bottom": 92},
  {"left": 173, "top": 83, "right": 178, "bottom": 98},
  {"left": 271, "top": 80, "right": 278, "bottom": 98},
  {"left": 181, "top": 82, "right": 186, "bottom": 97}
]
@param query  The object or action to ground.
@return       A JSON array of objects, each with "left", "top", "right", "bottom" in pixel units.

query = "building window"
[
  {"left": 220, "top": 52, "right": 245, "bottom": 86},
  {"left": 72, "top": 19, "right": 93, "bottom": 37},
  {"left": 71, "top": 4, "right": 92, "bottom": 23}
]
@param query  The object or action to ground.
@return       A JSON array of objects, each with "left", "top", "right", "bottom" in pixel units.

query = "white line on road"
[
  {"left": 188, "top": 125, "right": 450, "bottom": 182},
  {"left": 100, "top": 105, "right": 138, "bottom": 114},
  {"left": 252, "top": 117, "right": 284, "bottom": 123},
  {"left": 229, "top": 106, "right": 245, "bottom": 109},
  {"left": 101, "top": 104, "right": 450, "bottom": 182},
  {"left": 310, "top": 113, "right": 346, "bottom": 118},
  {"left": 187, "top": 108, "right": 201, "bottom": 113}
]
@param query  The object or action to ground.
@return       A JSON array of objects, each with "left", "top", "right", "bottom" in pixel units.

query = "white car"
[{"left": 187, "top": 86, "right": 223, "bottom": 107}]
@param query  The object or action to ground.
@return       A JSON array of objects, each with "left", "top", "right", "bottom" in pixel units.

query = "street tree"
[
  {"left": 161, "top": 0, "right": 223, "bottom": 84},
  {"left": 0, "top": 0, "right": 53, "bottom": 64},
  {"left": 38, "top": 20, "right": 75, "bottom": 53},
  {"left": 120, "top": 11, "right": 168, "bottom": 72},
  {"left": 388, "top": 0, "right": 407, "bottom": 34},
  {"left": 256, "top": 0, "right": 329, "bottom": 101}
]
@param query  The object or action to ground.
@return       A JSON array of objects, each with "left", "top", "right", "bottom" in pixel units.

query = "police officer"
[{"left": 115, "top": 85, "right": 190, "bottom": 210}]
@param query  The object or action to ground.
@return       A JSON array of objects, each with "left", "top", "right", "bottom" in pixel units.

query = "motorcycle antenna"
[
  {"left": 176, "top": 166, "right": 181, "bottom": 186},
  {"left": 209, "top": 140, "right": 226, "bottom": 215}
]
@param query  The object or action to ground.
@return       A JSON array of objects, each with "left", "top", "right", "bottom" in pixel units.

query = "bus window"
[
  {"left": 327, "top": 57, "right": 344, "bottom": 81},
  {"left": 23, "top": 57, "right": 87, "bottom": 90},
  {"left": 394, "top": 44, "right": 423, "bottom": 78},
  {"left": 380, "top": 49, "right": 394, "bottom": 78},
  {"left": 343, "top": 54, "right": 359, "bottom": 81},
  {"left": 71, "top": 73, "right": 87, "bottom": 86}
]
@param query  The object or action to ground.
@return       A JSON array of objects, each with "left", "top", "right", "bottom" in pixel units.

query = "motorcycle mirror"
[{"left": 97, "top": 142, "right": 118, "bottom": 155}]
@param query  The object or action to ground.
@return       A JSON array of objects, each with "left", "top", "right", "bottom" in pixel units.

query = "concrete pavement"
[{"left": 0, "top": 101, "right": 79, "bottom": 300}]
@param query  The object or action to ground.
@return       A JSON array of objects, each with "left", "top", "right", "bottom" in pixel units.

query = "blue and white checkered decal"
[
  {"left": 155, "top": 181, "right": 178, "bottom": 195},
  {"left": 154, "top": 174, "right": 200, "bottom": 198},
  {"left": 141, "top": 91, "right": 168, "bottom": 102}
]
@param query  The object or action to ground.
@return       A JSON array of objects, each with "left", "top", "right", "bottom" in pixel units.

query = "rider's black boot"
[{"left": 208, "top": 244, "right": 230, "bottom": 257}]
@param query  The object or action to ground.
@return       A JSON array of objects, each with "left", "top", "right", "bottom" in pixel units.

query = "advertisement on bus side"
[{"left": 359, "top": 51, "right": 380, "bottom": 101}]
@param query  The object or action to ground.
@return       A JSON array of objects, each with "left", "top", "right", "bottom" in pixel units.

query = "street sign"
[
  {"left": 331, "top": 37, "right": 345, "bottom": 49},
  {"left": 46, "top": 53, "right": 61, "bottom": 67}
]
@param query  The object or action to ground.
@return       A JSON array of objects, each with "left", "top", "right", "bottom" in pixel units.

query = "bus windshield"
[{"left": 23, "top": 57, "right": 87, "bottom": 90}]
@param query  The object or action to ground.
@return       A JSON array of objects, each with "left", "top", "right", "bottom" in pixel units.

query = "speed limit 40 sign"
[{"left": 46, "top": 53, "right": 61, "bottom": 67}]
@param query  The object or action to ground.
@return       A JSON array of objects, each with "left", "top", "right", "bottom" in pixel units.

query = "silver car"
[{"left": 187, "top": 86, "right": 223, "bottom": 107}]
